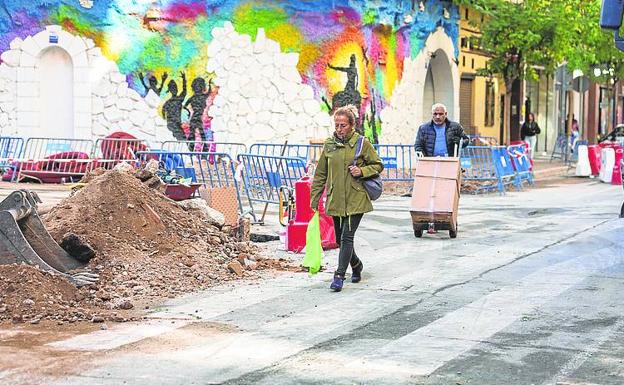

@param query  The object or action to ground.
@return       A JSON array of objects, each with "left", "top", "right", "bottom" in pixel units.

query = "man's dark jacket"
[{"left": 414, "top": 119, "right": 469, "bottom": 157}]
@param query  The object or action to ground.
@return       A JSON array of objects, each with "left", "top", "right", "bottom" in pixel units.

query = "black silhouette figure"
[
  {"left": 184, "top": 77, "right": 211, "bottom": 148},
  {"left": 139, "top": 71, "right": 168, "bottom": 96},
  {"left": 162, "top": 72, "right": 188, "bottom": 141},
  {"left": 327, "top": 54, "right": 362, "bottom": 113}
]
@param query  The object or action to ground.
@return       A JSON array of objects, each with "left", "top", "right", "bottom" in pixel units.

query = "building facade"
[{"left": 0, "top": 0, "right": 463, "bottom": 146}]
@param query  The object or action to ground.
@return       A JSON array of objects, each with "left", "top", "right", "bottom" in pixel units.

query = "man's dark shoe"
[
  {"left": 351, "top": 263, "right": 363, "bottom": 283},
  {"left": 330, "top": 275, "right": 344, "bottom": 291}
]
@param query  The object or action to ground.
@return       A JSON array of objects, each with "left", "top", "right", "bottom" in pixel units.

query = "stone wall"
[
  {"left": 0, "top": 26, "right": 174, "bottom": 143},
  {"left": 206, "top": 22, "right": 330, "bottom": 144}
]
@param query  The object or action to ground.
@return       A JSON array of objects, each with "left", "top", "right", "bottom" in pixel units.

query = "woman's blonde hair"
[{"left": 333, "top": 105, "right": 358, "bottom": 127}]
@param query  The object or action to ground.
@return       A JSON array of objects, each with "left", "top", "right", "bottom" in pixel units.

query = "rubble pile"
[{"left": 0, "top": 168, "right": 295, "bottom": 324}]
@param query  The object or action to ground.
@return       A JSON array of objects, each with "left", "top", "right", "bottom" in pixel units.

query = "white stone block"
[
  {"left": 281, "top": 52, "right": 299, "bottom": 68},
  {"left": 16, "top": 82, "right": 37, "bottom": 98},
  {"left": 9, "top": 37, "right": 23, "bottom": 51},
  {"left": 92, "top": 97, "right": 104, "bottom": 114},
  {"left": 261, "top": 65, "right": 275, "bottom": 79},
  {"left": 262, "top": 98, "right": 274, "bottom": 111},
  {"left": 271, "top": 100, "right": 288, "bottom": 114},
  {"left": 124, "top": 88, "right": 140, "bottom": 102},
  {"left": 299, "top": 86, "right": 314, "bottom": 100},
  {"left": 257, "top": 110, "right": 271, "bottom": 123},
  {"left": 282, "top": 86, "right": 299, "bottom": 104},
  {"left": 265, "top": 39, "right": 281, "bottom": 54},
  {"left": 66, "top": 35, "right": 88, "bottom": 57},
  {"left": 290, "top": 99, "right": 304, "bottom": 113},
  {"left": 207, "top": 39, "right": 222, "bottom": 57},
  {"left": 117, "top": 98, "right": 133, "bottom": 110},
  {"left": 45, "top": 25, "right": 62, "bottom": 33},
  {"left": 117, "top": 118, "right": 132, "bottom": 132},
  {"left": 109, "top": 71, "right": 125, "bottom": 84},
  {"left": 116, "top": 82, "right": 128, "bottom": 98},
  {"left": 83, "top": 37, "right": 95, "bottom": 49},
  {"left": 0, "top": 50, "right": 20, "bottom": 67},
  {"left": 251, "top": 123, "right": 274, "bottom": 141},
  {"left": 0, "top": 92, "right": 14, "bottom": 103},
  {"left": 228, "top": 91, "right": 241, "bottom": 104},
  {"left": 17, "top": 96, "right": 39, "bottom": 112},
  {"left": 206, "top": 59, "right": 218, "bottom": 73},
  {"left": 129, "top": 110, "right": 147, "bottom": 126},
  {"left": 223, "top": 57, "right": 236, "bottom": 72},
  {"left": 55, "top": 31, "right": 76, "bottom": 53},
  {"left": 223, "top": 21, "right": 235, "bottom": 34},
  {"left": 248, "top": 97, "right": 263, "bottom": 112},
  {"left": 237, "top": 34, "right": 251, "bottom": 48},
  {"left": 144, "top": 90, "right": 161, "bottom": 108},
  {"left": 142, "top": 117, "right": 156, "bottom": 133},
  {"left": 285, "top": 113, "right": 299, "bottom": 130},
  {"left": 226, "top": 75, "right": 240, "bottom": 90},
  {"left": 314, "top": 111, "right": 331, "bottom": 127},
  {"left": 236, "top": 115, "right": 247, "bottom": 128},
  {"left": 257, "top": 52, "right": 273, "bottom": 66},
  {"left": 103, "top": 95, "right": 117, "bottom": 107},
  {"left": 18, "top": 52, "right": 36, "bottom": 68},
  {"left": 237, "top": 99, "right": 251, "bottom": 115},
  {"left": 268, "top": 114, "right": 283, "bottom": 131},
  {"left": 103, "top": 106, "right": 123, "bottom": 122},
  {"left": 246, "top": 111, "right": 257, "bottom": 125},
  {"left": 222, "top": 37, "right": 232, "bottom": 51},
  {"left": 92, "top": 80, "right": 111, "bottom": 98},
  {"left": 303, "top": 99, "right": 321, "bottom": 115},
  {"left": 34, "top": 31, "right": 54, "bottom": 51},
  {"left": 282, "top": 67, "right": 302, "bottom": 84},
  {"left": 92, "top": 120, "right": 108, "bottom": 136},
  {"left": 21, "top": 36, "right": 41, "bottom": 58}
]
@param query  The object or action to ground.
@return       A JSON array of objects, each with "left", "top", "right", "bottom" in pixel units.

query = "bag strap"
[{"left": 352, "top": 136, "right": 364, "bottom": 166}]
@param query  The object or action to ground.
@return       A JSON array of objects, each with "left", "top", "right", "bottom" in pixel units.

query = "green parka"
[{"left": 310, "top": 131, "right": 384, "bottom": 217}]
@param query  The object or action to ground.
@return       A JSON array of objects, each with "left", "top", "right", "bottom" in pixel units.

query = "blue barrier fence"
[
  {"left": 136, "top": 151, "right": 254, "bottom": 220},
  {"left": 236, "top": 153, "right": 307, "bottom": 209},
  {"left": 161, "top": 141, "right": 247, "bottom": 158},
  {"left": 373, "top": 144, "right": 422, "bottom": 181},
  {"left": 248, "top": 143, "right": 323, "bottom": 165},
  {"left": 507, "top": 144, "right": 534, "bottom": 188},
  {"left": 460, "top": 146, "right": 519, "bottom": 194},
  {"left": 0, "top": 136, "right": 24, "bottom": 182}
]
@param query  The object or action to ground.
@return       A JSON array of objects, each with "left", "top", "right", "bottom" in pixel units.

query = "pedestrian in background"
[
  {"left": 521, "top": 112, "right": 541, "bottom": 159},
  {"left": 415, "top": 103, "right": 469, "bottom": 157},
  {"left": 310, "top": 105, "right": 384, "bottom": 292}
]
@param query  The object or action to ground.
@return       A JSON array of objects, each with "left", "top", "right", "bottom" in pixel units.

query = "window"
[
  {"left": 465, "top": 8, "right": 469, "bottom": 19},
  {"left": 485, "top": 81, "right": 496, "bottom": 126}
]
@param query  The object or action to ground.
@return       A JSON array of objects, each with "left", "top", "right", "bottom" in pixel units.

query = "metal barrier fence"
[
  {"left": 373, "top": 144, "right": 422, "bottom": 181},
  {"left": 0, "top": 136, "right": 24, "bottom": 182},
  {"left": 248, "top": 143, "right": 323, "bottom": 165},
  {"left": 507, "top": 144, "right": 534, "bottom": 188},
  {"left": 92, "top": 137, "right": 150, "bottom": 169},
  {"left": 136, "top": 151, "right": 254, "bottom": 219},
  {"left": 161, "top": 141, "right": 247, "bottom": 158},
  {"left": 550, "top": 135, "right": 569, "bottom": 162},
  {"left": 17, "top": 137, "right": 95, "bottom": 183},
  {"left": 460, "top": 146, "right": 517, "bottom": 194},
  {"left": 236, "top": 154, "right": 307, "bottom": 219}
]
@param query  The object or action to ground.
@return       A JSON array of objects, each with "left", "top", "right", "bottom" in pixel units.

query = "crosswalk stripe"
[{"left": 348, "top": 242, "right": 624, "bottom": 378}]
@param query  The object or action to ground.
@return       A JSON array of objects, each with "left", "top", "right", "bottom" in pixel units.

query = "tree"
[{"left": 454, "top": 0, "right": 576, "bottom": 142}]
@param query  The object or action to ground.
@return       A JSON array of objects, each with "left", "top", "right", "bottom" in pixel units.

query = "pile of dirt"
[
  {"left": 1, "top": 169, "right": 296, "bottom": 324},
  {"left": 0, "top": 265, "right": 100, "bottom": 324}
]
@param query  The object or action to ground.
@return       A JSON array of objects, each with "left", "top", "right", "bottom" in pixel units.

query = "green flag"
[{"left": 303, "top": 212, "right": 322, "bottom": 275}]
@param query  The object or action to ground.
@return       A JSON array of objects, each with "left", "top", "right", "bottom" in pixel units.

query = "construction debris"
[{"left": 0, "top": 168, "right": 296, "bottom": 324}]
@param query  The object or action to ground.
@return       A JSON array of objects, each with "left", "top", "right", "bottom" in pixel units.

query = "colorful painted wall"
[{"left": 0, "top": 0, "right": 460, "bottom": 144}]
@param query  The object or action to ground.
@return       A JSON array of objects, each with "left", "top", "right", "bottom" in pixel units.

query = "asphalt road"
[{"left": 2, "top": 179, "right": 624, "bottom": 385}]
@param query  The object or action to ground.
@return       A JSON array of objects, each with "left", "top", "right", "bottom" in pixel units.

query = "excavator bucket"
[{"left": 0, "top": 190, "right": 98, "bottom": 286}]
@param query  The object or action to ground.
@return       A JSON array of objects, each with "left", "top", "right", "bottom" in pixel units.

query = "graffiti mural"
[{"left": 0, "top": 0, "right": 459, "bottom": 143}]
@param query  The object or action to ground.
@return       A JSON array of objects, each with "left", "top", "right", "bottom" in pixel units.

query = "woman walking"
[
  {"left": 521, "top": 113, "right": 541, "bottom": 159},
  {"left": 310, "top": 105, "right": 384, "bottom": 292}
]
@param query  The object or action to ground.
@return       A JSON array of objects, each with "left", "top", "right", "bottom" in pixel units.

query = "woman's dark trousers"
[{"left": 332, "top": 214, "right": 364, "bottom": 277}]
